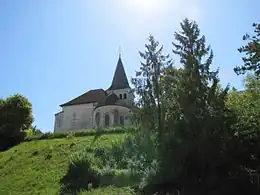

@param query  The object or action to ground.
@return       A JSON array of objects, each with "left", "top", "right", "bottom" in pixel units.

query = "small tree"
[
  {"left": 234, "top": 23, "right": 260, "bottom": 77},
  {"left": 0, "top": 94, "right": 33, "bottom": 150},
  {"left": 132, "top": 34, "right": 172, "bottom": 142}
]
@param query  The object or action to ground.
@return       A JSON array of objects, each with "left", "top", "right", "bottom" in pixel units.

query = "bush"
[
  {"left": 60, "top": 147, "right": 136, "bottom": 194},
  {"left": 60, "top": 151, "right": 101, "bottom": 194},
  {"left": 24, "top": 126, "right": 43, "bottom": 140},
  {"left": 94, "top": 130, "right": 156, "bottom": 188}
]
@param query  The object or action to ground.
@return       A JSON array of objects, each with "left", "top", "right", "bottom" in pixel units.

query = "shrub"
[
  {"left": 60, "top": 151, "right": 101, "bottom": 194},
  {"left": 94, "top": 130, "right": 156, "bottom": 187}
]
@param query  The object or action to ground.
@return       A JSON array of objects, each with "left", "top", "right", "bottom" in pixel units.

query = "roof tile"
[
  {"left": 60, "top": 89, "right": 107, "bottom": 107},
  {"left": 108, "top": 56, "right": 130, "bottom": 90}
]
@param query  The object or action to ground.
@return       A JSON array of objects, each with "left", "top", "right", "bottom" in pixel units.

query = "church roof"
[
  {"left": 108, "top": 56, "right": 130, "bottom": 90},
  {"left": 104, "top": 94, "right": 119, "bottom": 105},
  {"left": 60, "top": 89, "right": 107, "bottom": 107},
  {"left": 94, "top": 93, "right": 131, "bottom": 109}
]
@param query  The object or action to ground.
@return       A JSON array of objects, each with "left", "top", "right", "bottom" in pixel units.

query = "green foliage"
[
  {"left": 132, "top": 35, "right": 172, "bottom": 135},
  {"left": 59, "top": 131, "right": 149, "bottom": 194},
  {"left": 227, "top": 74, "right": 260, "bottom": 131},
  {"left": 24, "top": 126, "right": 43, "bottom": 139},
  {"left": 0, "top": 94, "right": 33, "bottom": 151},
  {"left": 2, "top": 18, "right": 260, "bottom": 195},
  {"left": 79, "top": 186, "right": 134, "bottom": 195},
  {"left": 60, "top": 152, "right": 101, "bottom": 194},
  {"left": 25, "top": 126, "right": 135, "bottom": 141},
  {"left": 0, "top": 133, "right": 127, "bottom": 195},
  {"left": 94, "top": 130, "right": 156, "bottom": 185},
  {"left": 139, "top": 19, "right": 248, "bottom": 195},
  {"left": 234, "top": 23, "right": 260, "bottom": 77}
]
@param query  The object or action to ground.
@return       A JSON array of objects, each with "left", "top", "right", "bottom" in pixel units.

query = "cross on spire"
[
  {"left": 118, "top": 46, "right": 122, "bottom": 58},
  {"left": 108, "top": 50, "right": 130, "bottom": 90}
]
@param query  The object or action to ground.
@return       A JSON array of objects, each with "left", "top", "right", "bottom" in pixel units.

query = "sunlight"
[
  {"left": 113, "top": 0, "right": 175, "bottom": 38},
  {"left": 126, "top": 0, "right": 166, "bottom": 13},
  {"left": 132, "top": 0, "right": 160, "bottom": 9}
]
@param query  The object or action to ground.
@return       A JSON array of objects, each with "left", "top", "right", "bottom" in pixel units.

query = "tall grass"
[
  {"left": 25, "top": 126, "right": 135, "bottom": 141},
  {"left": 59, "top": 127, "right": 157, "bottom": 193}
]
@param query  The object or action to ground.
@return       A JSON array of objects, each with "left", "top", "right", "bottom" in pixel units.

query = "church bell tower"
[{"left": 106, "top": 54, "right": 134, "bottom": 106}]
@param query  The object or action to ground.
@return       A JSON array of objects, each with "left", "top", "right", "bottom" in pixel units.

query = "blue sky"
[{"left": 0, "top": 0, "right": 259, "bottom": 132}]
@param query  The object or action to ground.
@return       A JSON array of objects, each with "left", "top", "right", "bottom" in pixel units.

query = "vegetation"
[
  {"left": 136, "top": 19, "right": 237, "bottom": 195},
  {"left": 25, "top": 126, "right": 135, "bottom": 141},
  {"left": 0, "top": 94, "right": 33, "bottom": 151},
  {"left": 1, "top": 18, "right": 260, "bottom": 195},
  {"left": 234, "top": 23, "right": 260, "bottom": 77},
  {"left": 0, "top": 133, "right": 128, "bottom": 195},
  {"left": 227, "top": 74, "right": 260, "bottom": 131}
]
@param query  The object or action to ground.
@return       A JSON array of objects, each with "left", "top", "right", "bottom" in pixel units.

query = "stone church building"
[{"left": 54, "top": 55, "right": 135, "bottom": 132}]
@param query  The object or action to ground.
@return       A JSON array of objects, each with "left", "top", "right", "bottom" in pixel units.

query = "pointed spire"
[{"left": 108, "top": 55, "right": 130, "bottom": 90}]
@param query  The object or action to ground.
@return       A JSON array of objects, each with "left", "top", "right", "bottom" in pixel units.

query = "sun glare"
[
  {"left": 134, "top": 0, "right": 159, "bottom": 9},
  {"left": 127, "top": 0, "right": 164, "bottom": 12},
  {"left": 117, "top": 0, "right": 173, "bottom": 36}
]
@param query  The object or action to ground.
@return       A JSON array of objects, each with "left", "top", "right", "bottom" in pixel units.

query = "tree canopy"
[
  {"left": 227, "top": 74, "right": 260, "bottom": 131},
  {"left": 134, "top": 19, "right": 260, "bottom": 195},
  {"left": 0, "top": 94, "right": 33, "bottom": 151},
  {"left": 234, "top": 23, "right": 260, "bottom": 77}
]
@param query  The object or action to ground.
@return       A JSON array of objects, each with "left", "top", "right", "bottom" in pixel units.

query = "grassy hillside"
[{"left": 0, "top": 132, "right": 133, "bottom": 195}]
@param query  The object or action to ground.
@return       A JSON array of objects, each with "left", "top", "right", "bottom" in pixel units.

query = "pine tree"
[
  {"left": 132, "top": 35, "right": 172, "bottom": 141},
  {"left": 173, "top": 18, "right": 218, "bottom": 124},
  {"left": 143, "top": 19, "right": 233, "bottom": 195},
  {"left": 234, "top": 23, "right": 260, "bottom": 77}
]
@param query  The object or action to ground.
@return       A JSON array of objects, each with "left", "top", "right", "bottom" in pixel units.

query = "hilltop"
[{"left": 0, "top": 129, "right": 135, "bottom": 195}]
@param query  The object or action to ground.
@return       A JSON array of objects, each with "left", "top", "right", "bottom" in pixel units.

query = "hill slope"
[{"left": 0, "top": 133, "right": 133, "bottom": 195}]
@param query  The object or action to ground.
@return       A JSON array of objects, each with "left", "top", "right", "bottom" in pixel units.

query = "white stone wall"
[
  {"left": 54, "top": 111, "right": 64, "bottom": 132},
  {"left": 55, "top": 103, "right": 95, "bottom": 132},
  {"left": 93, "top": 105, "right": 132, "bottom": 128},
  {"left": 54, "top": 87, "right": 135, "bottom": 132}
]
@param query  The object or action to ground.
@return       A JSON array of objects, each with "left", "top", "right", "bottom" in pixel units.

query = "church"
[{"left": 54, "top": 55, "right": 135, "bottom": 132}]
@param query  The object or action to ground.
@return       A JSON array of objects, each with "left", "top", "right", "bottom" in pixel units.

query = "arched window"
[
  {"left": 113, "top": 109, "right": 119, "bottom": 126},
  {"left": 120, "top": 116, "right": 124, "bottom": 125},
  {"left": 124, "top": 93, "right": 127, "bottom": 99},
  {"left": 95, "top": 112, "right": 100, "bottom": 128},
  {"left": 72, "top": 112, "right": 76, "bottom": 127},
  {"left": 119, "top": 94, "right": 122, "bottom": 99},
  {"left": 104, "top": 113, "right": 110, "bottom": 127}
]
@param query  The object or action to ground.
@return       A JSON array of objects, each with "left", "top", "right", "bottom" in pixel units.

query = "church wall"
[
  {"left": 93, "top": 105, "right": 132, "bottom": 128},
  {"left": 106, "top": 88, "right": 134, "bottom": 106},
  {"left": 54, "top": 111, "right": 64, "bottom": 132},
  {"left": 58, "top": 103, "right": 95, "bottom": 132}
]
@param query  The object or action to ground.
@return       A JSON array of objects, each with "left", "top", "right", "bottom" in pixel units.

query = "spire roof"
[{"left": 108, "top": 56, "right": 130, "bottom": 90}]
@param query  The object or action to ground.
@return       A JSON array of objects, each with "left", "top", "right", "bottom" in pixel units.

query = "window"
[
  {"left": 119, "top": 94, "right": 122, "bottom": 99},
  {"left": 120, "top": 116, "right": 124, "bottom": 125},
  {"left": 95, "top": 112, "right": 100, "bottom": 128},
  {"left": 113, "top": 109, "right": 119, "bottom": 125},
  {"left": 123, "top": 93, "right": 127, "bottom": 99},
  {"left": 104, "top": 113, "right": 110, "bottom": 127},
  {"left": 72, "top": 112, "right": 76, "bottom": 127}
]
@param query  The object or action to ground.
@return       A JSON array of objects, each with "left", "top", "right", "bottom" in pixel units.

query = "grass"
[
  {"left": 79, "top": 186, "right": 134, "bottom": 195},
  {"left": 25, "top": 126, "right": 135, "bottom": 141},
  {"left": 0, "top": 133, "right": 130, "bottom": 195}
]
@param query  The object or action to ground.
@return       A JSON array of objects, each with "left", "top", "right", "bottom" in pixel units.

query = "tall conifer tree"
[
  {"left": 132, "top": 35, "right": 172, "bottom": 140},
  {"left": 145, "top": 19, "right": 232, "bottom": 195}
]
